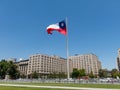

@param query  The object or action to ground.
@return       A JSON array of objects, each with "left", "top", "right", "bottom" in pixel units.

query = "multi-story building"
[
  {"left": 16, "top": 59, "right": 29, "bottom": 76},
  {"left": 69, "top": 53, "right": 102, "bottom": 75},
  {"left": 16, "top": 53, "right": 102, "bottom": 77},
  {"left": 117, "top": 48, "right": 120, "bottom": 71},
  {"left": 27, "top": 54, "right": 72, "bottom": 76}
]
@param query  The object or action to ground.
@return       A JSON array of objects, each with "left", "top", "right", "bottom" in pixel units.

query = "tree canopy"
[{"left": 0, "top": 60, "right": 19, "bottom": 79}]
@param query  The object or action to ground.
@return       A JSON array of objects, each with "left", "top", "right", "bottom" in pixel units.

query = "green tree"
[
  {"left": 31, "top": 71, "right": 39, "bottom": 79},
  {"left": 7, "top": 61, "right": 20, "bottom": 79},
  {"left": 71, "top": 68, "right": 79, "bottom": 79},
  {"left": 20, "top": 74, "right": 26, "bottom": 79},
  {"left": 0, "top": 60, "right": 8, "bottom": 79},
  {"left": 52, "top": 72, "right": 58, "bottom": 78},
  {"left": 58, "top": 72, "right": 66, "bottom": 79},
  {"left": 47, "top": 72, "right": 58, "bottom": 79},
  {"left": 98, "top": 69, "right": 108, "bottom": 78},
  {"left": 88, "top": 71, "right": 94, "bottom": 78},
  {"left": 48, "top": 73, "right": 53, "bottom": 79},
  {"left": 79, "top": 69, "right": 86, "bottom": 78},
  {"left": 111, "top": 69, "right": 119, "bottom": 78},
  {"left": 0, "top": 60, "right": 20, "bottom": 79}
]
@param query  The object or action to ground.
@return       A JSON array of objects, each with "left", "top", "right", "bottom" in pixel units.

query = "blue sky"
[{"left": 0, "top": 0, "right": 120, "bottom": 70}]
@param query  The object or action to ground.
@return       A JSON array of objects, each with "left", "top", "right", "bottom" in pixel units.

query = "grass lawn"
[
  {"left": 0, "top": 82, "right": 120, "bottom": 89},
  {"left": 0, "top": 86, "right": 71, "bottom": 90}
]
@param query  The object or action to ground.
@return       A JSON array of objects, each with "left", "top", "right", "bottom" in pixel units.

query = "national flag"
[{"left": 46, "top": 20, "right": 67, "bottom": 35}]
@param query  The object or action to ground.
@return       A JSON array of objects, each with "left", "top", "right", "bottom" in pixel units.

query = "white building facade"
[
  {"left": 69, "top": 53, "right": 102, "bottom": 75},
  {"left": 27, "top": 54, "right": 72, "bottom": 76},
  {"left": 117, "top": 48, "right": 120, "bottom": 71}
]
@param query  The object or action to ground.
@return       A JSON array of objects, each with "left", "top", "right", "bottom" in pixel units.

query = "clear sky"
[{"left": 0, "top": 0, "right": 120, "bottom": 70}]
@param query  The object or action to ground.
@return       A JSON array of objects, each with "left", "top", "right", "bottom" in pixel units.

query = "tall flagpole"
[{"left": 66, "top": 17, "right": 70, "bottom": 79}]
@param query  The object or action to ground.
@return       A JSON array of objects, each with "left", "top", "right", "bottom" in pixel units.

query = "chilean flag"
[{"left": 46, "top": 20, "right": 67, "bottom": 35}]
